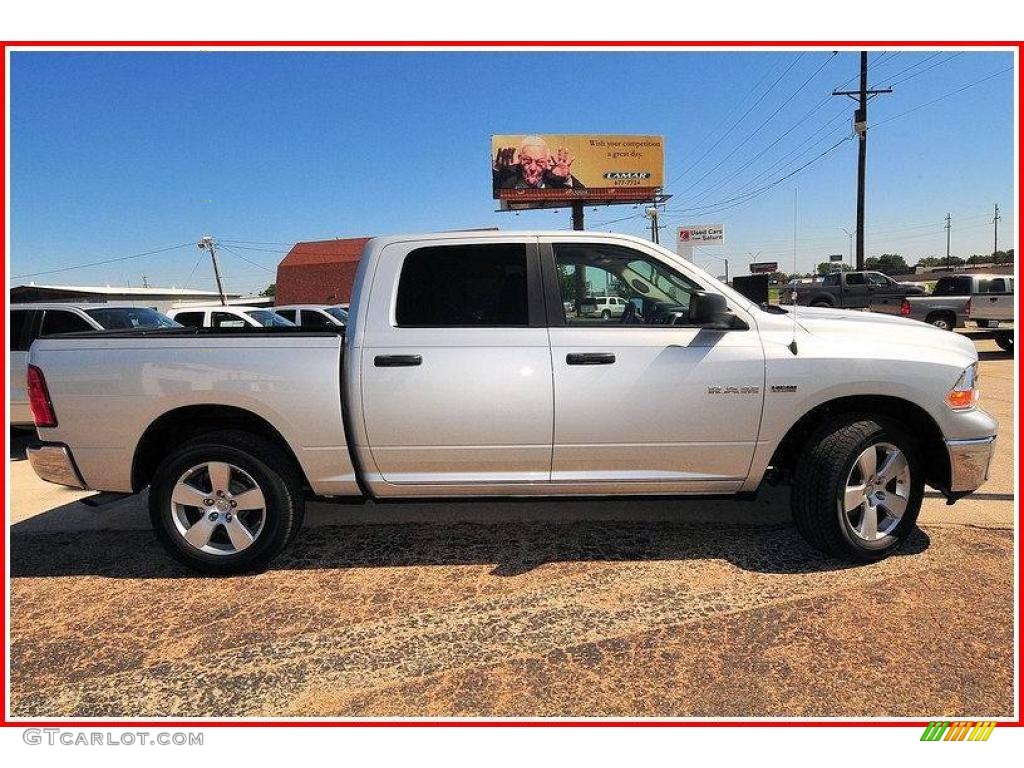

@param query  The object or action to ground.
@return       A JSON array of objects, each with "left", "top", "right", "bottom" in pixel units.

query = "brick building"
[{"left": 274, "top": 237, "right": 370, "bottom": 305}]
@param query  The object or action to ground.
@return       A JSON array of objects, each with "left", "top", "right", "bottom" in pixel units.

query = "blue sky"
[{"left": 9, "top": 49, "right": 1015, "bottom": 292}]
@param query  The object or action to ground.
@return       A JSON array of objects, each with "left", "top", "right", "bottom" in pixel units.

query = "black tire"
[
  {"left": 809, "top": 300, "right": 832, "bottom": 308},
  {"left": 791, "top": 415, "right": 924, "bottom": 562},
  {"left": 148, "top": 430, "right": 303, "bottom": 574},
  {"left": 995, "top": 332, "right": 1014, "bottom": 354},
  {"left": 925, "top": 311, "right": 955, "bottom": 331},
  {"left": 601, "top": 309, "right": 611, "bottom": 320}
]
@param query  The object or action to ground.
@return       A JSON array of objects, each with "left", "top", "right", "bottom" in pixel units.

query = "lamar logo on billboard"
[{"left": 603, "top": 171, "right": 652, "bottom": 180}]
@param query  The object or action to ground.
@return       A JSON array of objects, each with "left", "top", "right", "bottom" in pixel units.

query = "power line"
[
  {"left": 872, "top": 66, "right": 1014, "bottom": 129},
  {"left": 873, "top": 52, "right": 944, "bottom": 86},
  {"left": 665, "top": 53, "right": 805, "bottom": 188},
  {"left": 887, "top": 52, "right": 963, "bottom": 87},
  {"left": 681, "top": 52, "right": 839, "bottom": 196},
  {"left": 218, "top": 243, "right": 275, "bottom": 272},
  {"left": 661, "top": 135, "right": 853, "bottom": 218},
  {"left": 12, "top": 242, "right": 193, "bottom": 280}
]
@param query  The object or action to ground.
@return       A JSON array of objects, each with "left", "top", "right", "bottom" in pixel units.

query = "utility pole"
[
  {"left": 198, "top": 235, "right": 228, "bottom": 306},
  {"left": 833, "top": 52, "right": 892, "bottom": 270},
  {"left": 571, "top": 201, "right": 585, "bottom": 231},
  {"left": 993, "top": 203, "right": 1001, "bottom": 257},
  {"left": 645, "top": 205, "right": 661, "bottom": 244},
  {"left": 944, "top": 213, "right": 952, "bottom": 268},
  {"left": 141, "top": 275, "right": 150, "bottom": 288}
]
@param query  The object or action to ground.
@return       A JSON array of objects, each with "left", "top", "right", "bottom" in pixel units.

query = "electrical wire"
[
  {"left": 887, "top": 52, "right": 964, "bottom": 87},
  {"left": 218, "top": 243, "right": 275, "bottom": 272},
  {"left": 12, "top": 242, "right": 193, "bottom": 280}
]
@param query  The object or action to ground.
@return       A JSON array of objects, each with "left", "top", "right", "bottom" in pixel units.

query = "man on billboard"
[{"left": 492, "top": 135, "right": 587, "bottom": 193}]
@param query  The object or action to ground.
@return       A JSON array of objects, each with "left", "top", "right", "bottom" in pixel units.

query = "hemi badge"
[{"left": 771, "top": 385, "right": 797, "bottom": 393}]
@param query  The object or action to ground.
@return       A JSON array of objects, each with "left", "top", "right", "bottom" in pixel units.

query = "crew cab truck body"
[
  {"left": 887, "top": 274, "right": 1013, "bottom": 330},
  {"left": 27, "top": 231, "right": 997, "bottom": 573},
  {"left": 787, "top": 270, "right": 925, "bottom": 309}
]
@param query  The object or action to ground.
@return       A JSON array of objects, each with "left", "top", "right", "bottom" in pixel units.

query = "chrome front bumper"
[
  {"left": 946, "top": 436, "right": 996, "bottom": 493},
  {"left": 27, "top": 443, "right": 87, "bottom": 490}
]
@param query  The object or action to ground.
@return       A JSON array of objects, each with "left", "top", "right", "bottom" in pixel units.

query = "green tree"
[
  {"left": 864, "top": 253, "right": 909, "bottom": 275},
  {"left": 260, "top": 283, "right": 276, "bottom": 297},
  {"left": 816, "top": 261, "right": 851, "bottom": 276}
]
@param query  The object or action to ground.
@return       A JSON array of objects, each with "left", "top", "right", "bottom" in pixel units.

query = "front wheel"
[
  {"left": 148, "top": 430, "right": 302, "bottom": 574},
  {"left": 791, "top": 416, "right": 923, "bottom": 562},
  {"left": 995, "top": 332, "right": 1014, "bottom": 354},
  {"left": 809, "top": 300, "right": 832, "bottom": 308}
]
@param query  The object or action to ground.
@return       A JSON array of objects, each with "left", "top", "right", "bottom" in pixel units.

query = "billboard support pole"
[{"left": 571, "top": 202, "right": 585, "bottom": 231}]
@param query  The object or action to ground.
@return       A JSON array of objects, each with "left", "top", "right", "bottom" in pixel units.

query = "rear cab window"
[
  {"left": 40, "top": 309, "right": 93, "bottom": 336},
  {"left": 396, "top": 243, "right": 529, "bottom": 327}
]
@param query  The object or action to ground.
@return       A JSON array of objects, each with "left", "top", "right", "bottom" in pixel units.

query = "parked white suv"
[
  {"left": 9, "top": 303, "right": 178, "bottom": 426},
  {"left": 579, "top": 295, "right": 629, "bottom": 319},
  {"left": 167, "top": 306, "right": 295, "bottom": 329},
  {"left": 272, "top": 304, "right": 348, "bottom": 327}
]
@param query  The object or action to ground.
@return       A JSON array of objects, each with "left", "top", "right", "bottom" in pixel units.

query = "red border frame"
[{"left": 0, "top": 39, "right": 1020, "bottom": 729}]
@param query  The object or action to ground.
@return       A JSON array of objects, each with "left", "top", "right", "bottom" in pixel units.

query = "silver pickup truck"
[{"left": 26, "top": 231, "right": 997, "bottom": 573}]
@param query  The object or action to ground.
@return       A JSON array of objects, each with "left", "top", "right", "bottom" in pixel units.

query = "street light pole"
[{"left": 841, "top": 227, "right": 854, "bottom": 268}]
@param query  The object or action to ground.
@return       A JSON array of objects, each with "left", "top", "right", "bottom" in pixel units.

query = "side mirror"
[{"left": 688, "top": 291, "right": 733, "bottom": 328}]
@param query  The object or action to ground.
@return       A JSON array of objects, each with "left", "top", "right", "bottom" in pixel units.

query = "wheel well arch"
[
  {"left": 131, "top": 405, "right": 308, "bottom": 493},
  {"left": 769, "top": 395, "right": 949, "bottom": 491},
  {"left": 924, "top": 309, "right": 956, "bottom": 325}
]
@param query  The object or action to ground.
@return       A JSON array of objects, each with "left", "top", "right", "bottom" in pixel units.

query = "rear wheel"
[
  {"left": 148, "top": 430, "right": 302, "bottom": 574},
  {"left": 925, "top": 311, "right": 955, "bottom": 331},
  {"left": 791, "top": 416, "right": 923, "bottom": 562},
  {"left": 810, "top": 300, "right": 832, "bottom": 308},
  {"left": 601, "top": 309, "right": 611, "bottom": 319},
  {"left": 995, "top": 332, "right": 1014, "bottom": 354}
]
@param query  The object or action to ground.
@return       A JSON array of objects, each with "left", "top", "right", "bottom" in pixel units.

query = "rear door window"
[
  {"left": 10, "top": 310, "right": 30, "bottom": 351},
  {"left": 275, "top": 309, "right": 297, "bottom": 323},
  {"left": 211, "top": 312, "right": 248, "bottom": 328},
  {"left": 40, "top": 309, "right": 93, "bottom": 336},
  {"left": 845, "top": 273, "right": 866, "bottom": 286},
  {"left": 396, "top": 243, "right": 529, "bottom": 327},
  {"left": 299, "top": 310, "right": 333, "bottom": 328},
  {"left": 173, "top": 311, "right": 205, "bottom": 328}
]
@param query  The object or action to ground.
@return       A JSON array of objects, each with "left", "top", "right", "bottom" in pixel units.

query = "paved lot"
[{"left": 7, "top": 337, "right": 1015, "bottom": 718}]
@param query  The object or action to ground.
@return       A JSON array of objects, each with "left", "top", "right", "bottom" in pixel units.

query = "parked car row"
[{"left": 9, "top": 301, "right": 349, "bottom": 426}]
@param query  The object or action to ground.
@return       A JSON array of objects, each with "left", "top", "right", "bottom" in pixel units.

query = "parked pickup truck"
[
  {"left": 882, "top": 274, "right": 1013, "bottom": 330},
  {"left": 966, "top": 281, "right": 1015, "bottom": 353},
  {"left": 26, "top": 231, "right": 997, "bottom": 573},
  {"left": 786, "top": 270, "right": 925, "bottom": 309}
]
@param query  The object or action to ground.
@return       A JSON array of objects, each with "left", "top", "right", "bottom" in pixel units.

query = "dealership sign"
[
  {"left": 829, "top": 253, "right": 844, "bottom": 262},
  {"left": 677, "top": 225, "right": 725, "bottom": 246},
  {"left": 492, "top": 134, "right": 664, "bottom": 208},
  {"left": 749, "top": 261, "right": 779, "bottom": 274}
]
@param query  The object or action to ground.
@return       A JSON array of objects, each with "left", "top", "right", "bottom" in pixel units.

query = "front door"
[
  {"left": 359, "top": 239, "right": 554, "bottom": 485},
  {"left": 544, "top": 239, "right": 765, "bottom": 492}
]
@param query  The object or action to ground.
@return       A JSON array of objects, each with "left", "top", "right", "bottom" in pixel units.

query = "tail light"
[
  {"left": 27, "top": 365, "right": 58, "bottom": 428},
  {"left": 900, "top": 298, "right": 911, "bottom": 317},
  {"left": 964, "top": 296, "right": 972, "bottom": 319}
]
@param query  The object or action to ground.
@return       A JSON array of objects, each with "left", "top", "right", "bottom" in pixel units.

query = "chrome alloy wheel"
[
  {"left": 170, "top": 462, "right": 267, "bottom": 555},
  {"left": 842, "top": 442, "right": 911, "bottom": 542}
]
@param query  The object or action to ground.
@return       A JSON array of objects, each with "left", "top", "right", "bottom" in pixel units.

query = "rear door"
[
  {"left": 543, "top": 238, "right": 764, "bottom": 491},
  {"left": 841, "top": 273, "right": 870, "bottom": 307},
  {"left": 358, "top": 238, "right": 554, "bottom": 486}
]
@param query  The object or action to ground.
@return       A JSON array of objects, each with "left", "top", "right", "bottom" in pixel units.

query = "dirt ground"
[{"left": 7, "top": 336, "right": 1015, "bottom": 718}]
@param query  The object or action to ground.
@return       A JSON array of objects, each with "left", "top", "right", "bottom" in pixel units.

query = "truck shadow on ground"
[{"left": 10, "top": 492, "right": 930, "bottom": 580}]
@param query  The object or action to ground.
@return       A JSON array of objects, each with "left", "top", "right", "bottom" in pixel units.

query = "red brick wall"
[{"left": 275, "top": 262, "right": 360, "bottom": 305}]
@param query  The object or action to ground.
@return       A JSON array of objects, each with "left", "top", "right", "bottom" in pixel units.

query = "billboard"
[
  {"left": 749, "top": 261, "right": 779, "bottom": 274},
  {"left": 829, "top": 253, "right": 844, "bottom": 262},
  {"left": 492, "top": 134, "right": 664, "bottom": 207}
]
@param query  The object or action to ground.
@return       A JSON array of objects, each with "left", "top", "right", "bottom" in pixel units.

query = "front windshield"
[
  {"left": 85, "top": 307, "right": 181, "bottom": 329},
  {"left": 245, "top": 310, "right": 295, "bottom": 327},
  {"left": 325, "top": 307, "right": 348, "bottom": 323}
]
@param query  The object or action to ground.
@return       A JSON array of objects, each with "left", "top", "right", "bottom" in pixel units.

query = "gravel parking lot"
[{"left": 7, "top": 336, "right": 1015, "bottom": 718}]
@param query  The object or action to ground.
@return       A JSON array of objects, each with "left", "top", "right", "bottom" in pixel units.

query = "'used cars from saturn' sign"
[{"left": 677, "top": 225, "right": 725, "bottom": 246}]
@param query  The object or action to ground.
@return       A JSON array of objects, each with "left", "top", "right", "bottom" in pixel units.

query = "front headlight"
[{"left": 946, "top": 363, "right": 979, "bottom": 410}]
